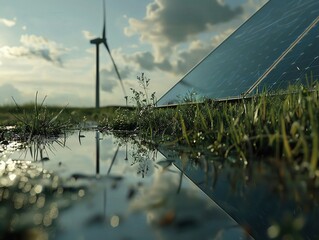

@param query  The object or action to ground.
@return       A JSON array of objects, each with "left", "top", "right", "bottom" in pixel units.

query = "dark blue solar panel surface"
[
  {"left": 157, "top": 0, "right": 319, "bottom": 105},
  {"left": 252, "top": 21, "right": 319, "bottom": 94}
]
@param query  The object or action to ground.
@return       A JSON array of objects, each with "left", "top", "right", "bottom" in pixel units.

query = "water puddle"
[
  {"left": 0, "top": 130, "right": 251, "bottom": 239},
  {"left": 159, "top": 146, "right": 319, "bottom": 239}
]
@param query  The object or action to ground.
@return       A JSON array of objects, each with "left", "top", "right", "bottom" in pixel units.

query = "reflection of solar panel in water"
[{"left": 157, "top": 0, "right": 319, "bottom": 106}]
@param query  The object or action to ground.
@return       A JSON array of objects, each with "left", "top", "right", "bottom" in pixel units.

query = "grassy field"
[
  {"left": 0, "top": 84, "right": 318, "bottom": 239},
  {"left": 0, "top": 83, "right": 319, "bottom": 174},
  {"left": 0, "top": 98, "right": 133, "bottom": 140},
  {"left": 0, "top": 103, "right": 129, "bottom": 126},
  {"left": 104, "top": 84, "right": 319, "bottom": 174}
]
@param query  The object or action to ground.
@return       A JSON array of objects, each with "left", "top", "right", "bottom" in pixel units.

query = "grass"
[
  {"left": 104, "top": 82, "right": 319, "bottom": 175},
  {"left": 0, "top": 75, "right": 318, "bottom": 175},
  {"left": 0, "top": 76, "right": 318, "bottom": 239},
  {"left": 105, "top": 79, "right": 319, "bottom": 238},
  {"left": 0, "top": 94, "right": 132, "bottom": 141},
  {"left": 0, "top": 102, "right": 128, "bottom": 127}
]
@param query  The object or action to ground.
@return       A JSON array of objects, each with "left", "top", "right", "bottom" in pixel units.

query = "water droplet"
[
  {"left": 36, "top": 196, "right": 45, "bottom": 208},
  {"left": 49, "top": 204, "right": 59, "bottom": 219},
  {"left": 34, "top": 185, "right": 43, "bottom": 194},
  {"left": 43, "top": 213, "right": 52, "bottom": 227},
  {"left": 78, "top": 189, "right": 85, "bottom": 198},
  {"left": 267, "top": 225, "right": 280, "bottom": 238},
  {"left": 33, "top": 213, "right": 43, "bottom": 225},
  {"left": 110, "top": 215, "right": 120, "bottom": 228}
]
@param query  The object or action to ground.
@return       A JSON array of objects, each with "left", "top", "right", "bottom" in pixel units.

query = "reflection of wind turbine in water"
[
  {"left": 96, "top": 130, "right": 100, "bottom": 175},
  {"left": 94, "top": 131, "right": 120, "bottom": 222},
  {"left": 90, "top": 0, "right": 127, "bottom": 108},
  {"left": 94, "top": 131, "right": 120, "bottom": 176},
  {"left": 124, "top": 140, "right": 128, "bottom": 161}
]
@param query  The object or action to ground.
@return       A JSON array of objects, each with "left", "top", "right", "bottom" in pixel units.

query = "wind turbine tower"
[{"left": 90, "top": 0, "right": 126, "bottom": 108}]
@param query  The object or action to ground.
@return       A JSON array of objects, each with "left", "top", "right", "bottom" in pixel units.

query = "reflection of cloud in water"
[
  {"left": 99, "top": 135, "right": 117, "bottom": 161},
  {"left": 129, "top": 168, "right": 249, "bottom": 239},
  {"left": 1, "top": 131, "right": 252, "bottom": 239}
]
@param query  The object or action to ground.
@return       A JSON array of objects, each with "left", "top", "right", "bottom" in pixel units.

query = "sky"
[{"left": 0, "top": 0, "right": 268, "bottom": 107}]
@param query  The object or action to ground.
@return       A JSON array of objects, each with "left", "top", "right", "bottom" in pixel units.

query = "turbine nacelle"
[{"left": 90, "top": 38, "right": 104, "bottom": 44}]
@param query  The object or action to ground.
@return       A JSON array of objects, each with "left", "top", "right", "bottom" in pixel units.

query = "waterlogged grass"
[
  {"left": 11, "top": 93, "right": 71, "bottom": 139},
  {"left": 0, "top": 95, "right": 131, "bottom": 141},
  {"left": 0, "top": 80, "right": 318, "bottom": 175},
  {"left": 104, "top": 81, "right": 319, "bottom": 239},
  {"left": 0, "top": 104, "right": 124, "bottom": 128},
  {"left": 105, "top": 84, "right": 319, "bottom": 175},
  {"left": 0, "top": 78, "right": 318, "bottom": 239}
]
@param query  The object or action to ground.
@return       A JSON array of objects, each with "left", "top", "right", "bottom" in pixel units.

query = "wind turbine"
[{"left": 90, "top": 0, "right": 126, "bottom": 108}]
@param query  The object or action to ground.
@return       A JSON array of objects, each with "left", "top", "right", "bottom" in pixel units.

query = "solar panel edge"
[{"left": 156, "top": 0, "right": 272, "bottom": 106}]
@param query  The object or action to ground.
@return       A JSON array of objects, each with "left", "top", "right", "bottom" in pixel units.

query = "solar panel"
[
  {"left": 157, "top": 0, "right": 319, "bottom": 106},
  {"left": 251, "top": 17, "right": 319, "bottom": 94}
]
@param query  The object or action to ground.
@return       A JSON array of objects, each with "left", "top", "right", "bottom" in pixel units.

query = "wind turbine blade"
[
  {"left": 103, "top": 41, "right": 127, "bottom": 97},
  {"left": 107, "top": 145, "right": 120, "bottom": 175},
  {"left": 102, "top": 0, "right": 106, "bottom": 39}
]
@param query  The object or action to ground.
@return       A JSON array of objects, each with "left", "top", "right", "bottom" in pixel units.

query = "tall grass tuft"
[{"left": 11, "top": 92, "right": 70, "bottom": 140}]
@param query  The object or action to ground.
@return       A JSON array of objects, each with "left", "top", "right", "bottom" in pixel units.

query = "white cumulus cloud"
[
  {"left": 0, "top": 83, "right": 22, "bottom": 105},
  {"left": 0, "top": 34, "right": 69, "bottom": 66},
  {"left": 121, "top": 0, "right": 267, "bottom": 77},
  {"left": 124, "top": 0, "right": 243, "bottom": 62},
  {"left": 82, "top": 30, "right": 96, "bottom": 40},
  {"left": 0, "top": 17, "right": 16, "bottom": 27}
]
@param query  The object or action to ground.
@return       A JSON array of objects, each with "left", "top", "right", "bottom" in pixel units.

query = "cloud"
[
  {"left": 131, "top": 51, "right": 155, "bottom": 71},
  {"left": 174, "top": 40, "right": 213, "bottom": 75},
  {"left": 0, "top": 17, "right": 16, "bottom": 27},
  {"left": 100, "top": 64, "right": 131, "bottom": 93},
  {"left": 100, "top": 69, "right": 118, "bottom": 93},
  {"left": 0, "top": 83, "right": 22, "bottom": 105},
  {"left": 174, "top": 28, "right": 235, "bottom": 75},
  {"left": 0, "top": 34, "right": 69, "bottom": 66},
  {"left": 121, "top": 0, "right": 269, "bottom": 77},
  {"left": 82, "top": 30, "right": 96, "bottom": 40},
  {"left": 124, "top": 27, "right": 234, "bottom": 76},
  {"left": 125, "top": 0, "right": 243, "bottom": 61},
  {"left": 246, "top": 0, "right": 268, "bottom": 12}
]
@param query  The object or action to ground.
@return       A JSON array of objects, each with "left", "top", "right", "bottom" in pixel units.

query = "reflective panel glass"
[
  {"left": 158, "top": 0, "right": 319, "bottom": 106},
  {"left": 252, "top": 22, "right": 319, "bottom": 94}
]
